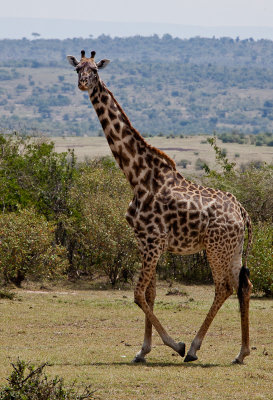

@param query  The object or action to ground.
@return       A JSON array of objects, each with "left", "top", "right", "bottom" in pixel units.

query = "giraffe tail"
[
  {"left": 242, "top": 211, "right": 252, "bottom": 269},
  {"left": 238, "top": 262, "right": 250, "bottom": 310},
  {"left": 238, "top": 210, "right": 252, "bottom": 308}
]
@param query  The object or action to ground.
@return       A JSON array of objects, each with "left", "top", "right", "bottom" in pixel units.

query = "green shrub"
[
  {"left": 0, "top": 359, "right": 94, "bottom": 400},
  {"left": 0, "top": 134, "right": 76, "bottom": 219},
  {"left": 0, "top": 290, "right": 15, "bottom": 300},
  {"left": 203, "top": 136, "right": 273, "bottom": 222},
  {"left": 177, "top": 159, "right": 191, "bottom": 168},
  {"left": 248, "top": 223, "right": 273, "bottom": 296},
  {"left": 0, "top": 209, "right": 68, "bottom": 286},
  {"left": 195, "top": 158, "right": 207, "bottom": 170},
  {"left": 157, "top": 251, "right": 212, "bottom": 283},
  {"left": 65, "top": 158, "right": 139, "bottom": 285}
]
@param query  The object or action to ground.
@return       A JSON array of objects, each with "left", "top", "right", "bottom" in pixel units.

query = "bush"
[
  {"left": 0, "top": 209, "right": 68, "bottom": 286},
  {"left": 0, "top": 290, "right": 15, "bottom": 300},
  {"left": 157, "top": 251, "right": 212, "bottom": 283},
  {"left": 65, "top": 158, "right": 139, "bottom": 285},
  {"left": 0, "top": 359, "right": 94, "bottom": 400},
  {"left": 177, "top": 159, "right": 191, "bottom": 168},
  {"left": 248, "top": 223, "right": 273, "bottom": 296},
  {"left": 203, "top": 136, "right": 273, "bottom": 222},
  {"left": 0, "top": 134, "right": 76, "bottom": 219},
  {"left": 225, "top": 164, "right": 272, "bottom": 222},
  {"left": 195, "top": 158, "right": 207, "bottom": 170}
]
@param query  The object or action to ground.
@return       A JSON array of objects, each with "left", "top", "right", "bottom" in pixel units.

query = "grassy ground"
[
  {"left": 0, "top": 283, "right": 272, "bottom": 399},
  {"left": 52, "top": 135, "right": 273, "bottom": 176}
]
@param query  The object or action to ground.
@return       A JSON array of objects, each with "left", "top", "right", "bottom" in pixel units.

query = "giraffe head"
[{"left": 67, "top": 50, "right": 110, "bottom": 91}]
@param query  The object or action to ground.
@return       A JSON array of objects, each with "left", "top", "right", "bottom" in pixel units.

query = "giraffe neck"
[{"left": 88, "top": 80, "right": 176, "bottom": 191}]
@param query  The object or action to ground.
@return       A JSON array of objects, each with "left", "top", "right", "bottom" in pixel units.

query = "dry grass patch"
[
  {"left": 0, "top": 284, "right": 272, "bottom": 399},
  {"left": 52, "top": 136, "right": 273, "bottom": 177}
]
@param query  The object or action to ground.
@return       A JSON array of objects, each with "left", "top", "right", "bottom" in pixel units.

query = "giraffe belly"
[{"left": 167, "top": 235, "right": 205, "bottom": 255}]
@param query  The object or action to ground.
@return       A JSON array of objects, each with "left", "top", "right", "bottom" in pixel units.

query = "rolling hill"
[{"left": 1, "top": 35, "right": 273, "bottom": 136}]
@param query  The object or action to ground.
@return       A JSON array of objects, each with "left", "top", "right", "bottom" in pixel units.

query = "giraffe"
[{"left": 67, "top": 50, "right": 253, "bottom": 364}]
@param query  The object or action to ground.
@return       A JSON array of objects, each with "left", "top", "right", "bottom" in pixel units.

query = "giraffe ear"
[
  {"left": 66, "top": 55, "right": 80, "bottom": 67},
  {"left": 96, "top": 59, "right": 110, "bottom": 69}
]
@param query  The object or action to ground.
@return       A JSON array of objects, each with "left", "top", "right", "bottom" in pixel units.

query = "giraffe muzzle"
[{"left": 78, "top": 81, "right": 88, "bottom": 91}]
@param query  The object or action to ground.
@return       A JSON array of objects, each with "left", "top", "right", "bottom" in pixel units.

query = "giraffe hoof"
[
  {"left": 184, "top": 354, "right": 198, "bottom": 362},
  {"left": 232, "top": 358, "right": 244, "bottom": 365},
  {"left": 177, "top": 342, "right": 186, "bottom": 357},
  {"left": 132, "top": 356, "right": 146, "bottom": 364}
]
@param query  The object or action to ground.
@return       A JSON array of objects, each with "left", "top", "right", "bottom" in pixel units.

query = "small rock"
[{"left": 263, "top": 348, "right": 269, "bottom": 356}]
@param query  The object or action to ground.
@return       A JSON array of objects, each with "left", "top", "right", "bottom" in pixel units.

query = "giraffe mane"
[{"left": 104, "top": 84, "right": 176, "bottom": 170}]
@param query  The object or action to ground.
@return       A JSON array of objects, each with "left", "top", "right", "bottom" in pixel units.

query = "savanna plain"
[
  {"left": 52, "top": 135, "right": 273, "bottom": 175},
  {"left": 0, "top": 282, "right": 272, "bottom": 400}
]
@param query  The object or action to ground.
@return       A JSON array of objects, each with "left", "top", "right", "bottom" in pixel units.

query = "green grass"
[{"left": 0, "top": 283, "right": 272, "bottom": 399}]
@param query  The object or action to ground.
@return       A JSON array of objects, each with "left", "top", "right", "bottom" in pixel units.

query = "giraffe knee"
[
  {"left": 224, "top": 281, "right": 234, "bottom": 297},
  {"left": 217, "top": 281, "right": 233, "bottom": 299},
  {"left": 134, "top": 290, "right": 144, "bottom": 308},
  {"left": 145, "top": 289, "right": 156, "bottom": 306}
]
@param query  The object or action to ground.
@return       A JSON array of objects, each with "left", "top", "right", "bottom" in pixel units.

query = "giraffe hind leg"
[
  {"left": 230, "top": 244, "right": 252, "bottom": 364},
  {"left": 232, "top": 266, "right": 252, "bottom": 364},
  {"left": 184, "top": 281, "right": 233, "bottom": 362},
  {"left": 185, "top": 245, "right": 234, "bottom": 362}
]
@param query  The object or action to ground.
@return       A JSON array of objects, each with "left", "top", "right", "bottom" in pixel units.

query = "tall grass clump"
[{"left": 0, "top": 359, "right": 95, "bottom": 400}]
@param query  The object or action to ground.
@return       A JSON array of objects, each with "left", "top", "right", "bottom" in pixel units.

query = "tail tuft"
[{"left": 237, "top": 266, "right": 250, "bottom": 310}]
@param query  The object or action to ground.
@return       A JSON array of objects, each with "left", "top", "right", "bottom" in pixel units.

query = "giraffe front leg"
[
  {"left": 133, "top": 315, "right": 153, "bottom": 363},
  {"left": 133, "top": 272, "right": 156, "bottom": 363},
  {"left": 133, "top": 251, "right": 185, "bottom": 361}
]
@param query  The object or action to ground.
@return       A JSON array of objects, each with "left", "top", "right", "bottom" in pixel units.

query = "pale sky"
[{"left": 1, "top": 0, "right": 273, "bottom": 27}]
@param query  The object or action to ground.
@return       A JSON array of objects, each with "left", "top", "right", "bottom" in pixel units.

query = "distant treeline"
[{"left": 2, "top": 35, "right": 273, "bottom": 67}]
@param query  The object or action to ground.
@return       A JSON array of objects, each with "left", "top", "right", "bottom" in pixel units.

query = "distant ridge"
[
  {"left": 1, "top": 17, "right": 273, "bottom": 40},
  {"left": 2, "top": 33, "right": 273, "bottom": 135}
]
